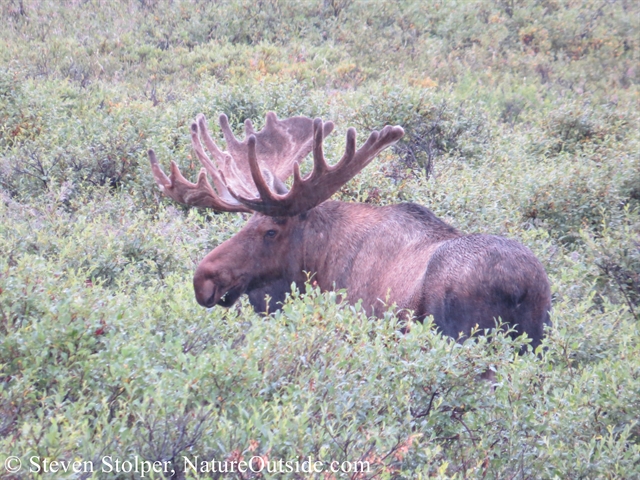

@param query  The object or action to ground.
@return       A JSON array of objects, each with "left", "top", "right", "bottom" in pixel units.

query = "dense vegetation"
[{"left": 1, "top": 0, "right": 639, "bottom": 478}]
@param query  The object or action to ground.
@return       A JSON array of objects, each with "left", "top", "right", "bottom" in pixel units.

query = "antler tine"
[
  {"left": 230, "top": 120, "right": 404, "bottom": 216},
  {"left": 247, "top": 135, "right": 279, "bottom": 201},
  {"left": 148, "top": 149, "right": 171, "bottom": 191},
  {"left": 244, "top": 118, "right": 255, "bottom": 136},
  {"left": 311, "top": 117, "right": 329, "bottom": 177},
  {"left": 195, "top": 114, "right": 226, "bottom": 165},
  {"left": 219, "top": 113, "right": 242, "bottom": 151}
]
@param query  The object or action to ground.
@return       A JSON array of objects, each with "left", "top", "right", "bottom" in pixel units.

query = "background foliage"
[{"left": 1, "top": 0, "right": 639, "bottom": 478}]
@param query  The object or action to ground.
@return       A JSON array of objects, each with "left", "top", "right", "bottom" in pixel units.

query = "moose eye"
[{"left": 264, "top": 230, "right": 277, "bottom": 238}]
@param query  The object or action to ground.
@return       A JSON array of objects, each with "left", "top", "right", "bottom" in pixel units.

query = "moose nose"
[
  {"left": 194, "top": 276, "right": 217, "bottom": 307},
  {"left": 193, "top": 262, "right": 234, "bottom": 307},
  {"left": 193, "top": 262, "right": 217, "bottom": 307}
]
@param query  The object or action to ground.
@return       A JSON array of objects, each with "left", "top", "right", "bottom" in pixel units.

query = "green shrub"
[
  {"left": 534, "top": 103, "right": 631, "bottom": 155},
  {"left": 353, "top": 87, "right": 489, "bottom": 178}
]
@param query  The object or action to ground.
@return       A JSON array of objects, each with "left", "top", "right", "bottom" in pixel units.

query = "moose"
[{"left": 149, "top": 112, "right": 551, "bottom": 350}]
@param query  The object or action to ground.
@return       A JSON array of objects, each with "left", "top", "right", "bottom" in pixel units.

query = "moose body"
[
  {"left": 194, "top": 200, "right": 550, "bottom": 348},
  {"left": 150, "top": 112, "right": 551, "bottom": 350}
]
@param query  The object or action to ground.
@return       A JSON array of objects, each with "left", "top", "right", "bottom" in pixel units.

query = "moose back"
[{"left": 149, "top": 112, "right": 551, "bottom": 350}]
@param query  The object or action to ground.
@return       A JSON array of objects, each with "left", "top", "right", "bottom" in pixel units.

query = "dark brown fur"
[{"left": 194, "top": 201, "right": 551, "bottom": 350}]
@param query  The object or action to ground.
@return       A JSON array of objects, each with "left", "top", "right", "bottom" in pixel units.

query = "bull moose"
[{"left": 149, "top": 112, "right": 551, "bottom": 350}]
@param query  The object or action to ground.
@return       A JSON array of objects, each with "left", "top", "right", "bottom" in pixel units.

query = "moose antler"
[
  {"left": 148, "top": 112, "right": 404, "bottom": 217},
  {"left": 231, "top": 118, "right": 405, "bottom": 216},
  {"left": 148, "top": 112, "right": 333, "bottom": 213}
]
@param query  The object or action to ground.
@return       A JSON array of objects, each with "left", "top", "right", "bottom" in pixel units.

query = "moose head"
[{"left": 149, "top": 112, "right": 551, "bottom": 350}]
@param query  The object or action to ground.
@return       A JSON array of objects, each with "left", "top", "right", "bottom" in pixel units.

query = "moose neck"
[{"left": 297, "top": 201, "right": 372, "bottom": 290}]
